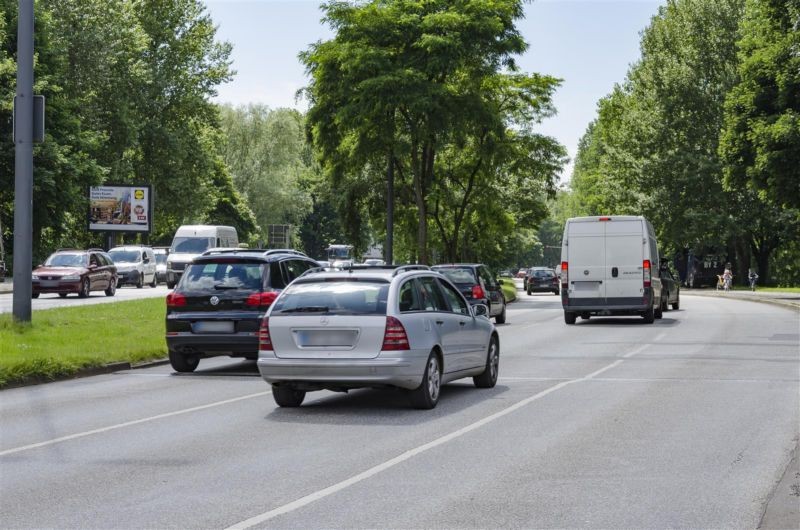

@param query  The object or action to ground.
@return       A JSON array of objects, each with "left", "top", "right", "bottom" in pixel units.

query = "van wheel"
[
  {"left": 643, "top": 304, "right": 655, "bottom": 324},
  {"left": 272, "top": 385, "right": 306, "bottom": 407},
  {"left": 564, "top": 311, "right": 577, "bottom": 325},
  {"left": 149, "top": 274, "right": 157, "bottom": 288},
  {"left": 169, "top": 350, "right": 199, "bottom": 373},
  {"left": 580, "top": 312, "right": 590, "bottom": 320},
  {"left": 672, "top": 297, "right": 680, "bottom": 311},
  {"left": 408, "top": 351, "right": 441, "bottom": 409},
  {"left": 136, "top": 273, "right": 144, "bottom": 289}
]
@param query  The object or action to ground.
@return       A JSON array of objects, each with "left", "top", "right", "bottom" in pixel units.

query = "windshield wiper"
[{"left": 279, "top": 306, "right": 330, "bottom": 313}]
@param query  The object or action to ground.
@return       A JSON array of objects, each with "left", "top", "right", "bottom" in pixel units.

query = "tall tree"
[
  {"left": 720, "top": 0, "right": 800, "bottom": 210},
  {"left": 302, "top": 0, "right": 538, "bottom": 264}
]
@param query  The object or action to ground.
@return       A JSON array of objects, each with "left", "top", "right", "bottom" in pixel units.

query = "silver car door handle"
[
  {"left": 459, "top": 321, "right": 466, "bottom": 326},
  {"left": 435, "top": 320, "right": 444, "bottom": 326}
]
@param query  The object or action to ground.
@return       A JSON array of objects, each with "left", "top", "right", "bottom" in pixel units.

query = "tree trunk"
[{"left": 386, "top": 154, "right": 394, "bottom": 265}]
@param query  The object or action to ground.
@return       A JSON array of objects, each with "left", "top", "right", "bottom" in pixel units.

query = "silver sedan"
[{"left": 257, "top": 266, "right": 499, "bottom": 409}]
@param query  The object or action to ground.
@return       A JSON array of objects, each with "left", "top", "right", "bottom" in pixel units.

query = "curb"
[
  {"left": 1, "top": 357, "right": 170, "bottom": 390},
  {"left": 683, "top": 290, "right": 800, "bottom": 312}
]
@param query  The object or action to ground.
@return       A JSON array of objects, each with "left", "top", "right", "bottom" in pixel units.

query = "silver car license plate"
[{"left": 192, "top": 321, "right": 234, "bottom": 334}]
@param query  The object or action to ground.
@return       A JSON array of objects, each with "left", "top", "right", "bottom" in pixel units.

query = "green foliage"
[
  {"left": 0, "top": 0, "right": 255, "bottom": 264},
  {"left": 720, "top": 0, "right": 800, "bottom": 210},
  {"left": 302, "top": 0, "right": 564, "bottom": 264}
]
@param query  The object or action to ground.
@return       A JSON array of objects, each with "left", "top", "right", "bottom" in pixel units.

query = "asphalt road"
[
  {"left": 0, "top": 284, "right": 170, "bottom": 314},
  {"left": 1, "top": 293, "right": 798, "bottom": 529}
]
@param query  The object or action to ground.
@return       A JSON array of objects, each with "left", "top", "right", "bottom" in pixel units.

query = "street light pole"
[{"left": 12, "top": 0, "right": 34, "bottom": 322}]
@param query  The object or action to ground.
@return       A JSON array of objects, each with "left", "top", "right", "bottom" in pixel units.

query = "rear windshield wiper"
[
  {"left": 213, "top": 283, "right": 240, "bottom": 290},
  {"left": 278, "top": 306, "right": 330, "bottom": 313}
]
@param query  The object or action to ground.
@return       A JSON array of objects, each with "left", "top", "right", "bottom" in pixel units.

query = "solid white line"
[
  {"left": 0, "top": 391, "right": 271, "bottom": 457},
  {"left": 225, "top": 347, "right": 645, "bottom": 530}
]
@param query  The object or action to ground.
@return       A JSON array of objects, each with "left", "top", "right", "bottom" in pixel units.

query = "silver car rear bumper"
[{"left": 257, "top": 349, "right": 429, "bottom": 390}]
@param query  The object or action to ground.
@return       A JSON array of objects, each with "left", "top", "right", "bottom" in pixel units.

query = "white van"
[
  {"left": 107, "top": 245, "right": 157, "bottom": 288},
  {"left": 559, "top": 216, "right": 664, "bottom": 324},
  {"left": 166, "top": 225, "right": 238, "bottom": 288}
]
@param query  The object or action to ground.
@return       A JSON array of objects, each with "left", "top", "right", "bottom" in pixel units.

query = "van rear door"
[
  {"left": 605, "top": 219, "right": 644, "bottom": 302},
  {"left": 567, "top": 220, "right": 606, "bottom": 302}
]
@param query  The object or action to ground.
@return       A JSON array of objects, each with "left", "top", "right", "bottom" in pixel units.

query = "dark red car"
[{"left": 32, "top": 249, "right": 118, "bottom": 298}]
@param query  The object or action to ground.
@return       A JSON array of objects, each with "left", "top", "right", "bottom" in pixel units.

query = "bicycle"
[
  {"left": 723, "top": 275, "right": 733, "bottom": 292},
  {"left": 749, "top": 275, "right": 758, "bottom": 291}
]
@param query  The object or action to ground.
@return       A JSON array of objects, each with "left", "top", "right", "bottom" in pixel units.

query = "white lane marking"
[
  {"left": 225, "top": 346, "right": 645, "bottom": 530},
  {"left": 0, "top": 391, "right": 271, "bottom": 457}
]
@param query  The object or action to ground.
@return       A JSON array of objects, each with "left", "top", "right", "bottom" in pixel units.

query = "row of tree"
[
  {"left": 564, "top": 0, "right": 799, "bottom": 285},
  {"left": 0, "top": 0, "right": 256, "bottom": 266}
]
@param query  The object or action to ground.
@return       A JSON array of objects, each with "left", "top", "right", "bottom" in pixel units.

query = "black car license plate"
[{"left": 192, "top": 321, "right": 234, "bottom": 334}]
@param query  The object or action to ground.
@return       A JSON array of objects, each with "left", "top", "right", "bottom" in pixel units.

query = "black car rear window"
[
  {"left": 272, "top": 281, "right": 389, "bottom": 315},
  {"left": 532, "top": 270, "right": 555, "bottom": 278},
  {"left": 435, "top": 267, "right": 476, "bottom": 284},
  {"left": 180, "top": 262, "right": 265, "bottom": 292}
]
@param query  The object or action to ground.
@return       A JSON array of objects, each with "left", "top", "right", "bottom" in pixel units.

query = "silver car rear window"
[{"left": 272, "top": 281, "right": 390, "bottom": 315}]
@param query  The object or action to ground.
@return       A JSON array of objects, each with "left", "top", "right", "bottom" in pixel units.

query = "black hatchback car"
[
  {"left": 431, "top": 264, "right": 507, "bottom": 324},
  {"left": 165, "top": 251, "right": 319, "bottom": 372}
]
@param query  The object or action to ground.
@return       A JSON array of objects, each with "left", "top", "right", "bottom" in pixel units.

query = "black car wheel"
[
  {"left": 59, "top": 293, "right": 68, "bottom": 298},
  {"left": 78, "top": 278, "right": 90, "bottom": 298},
  {"left": 167, "top": 280, "right": 176, "bottom": 289},
  {"left": 643, "top": 304, "right": 655, "bottom": 323},
  {"left": 495, "top": 302, "right": 506, "bottom": 324},
  {"left": 672, "top": 295, "right": 680, "bottom": 311},
  {"left": 32, "top": 292, "right": 39, "bottom": 298},
  {"left": 169, "top": 350, "right": 199, "bottom": 373},
  {"left": 105, "top": 279, "right": 116, "bottom": 297}
]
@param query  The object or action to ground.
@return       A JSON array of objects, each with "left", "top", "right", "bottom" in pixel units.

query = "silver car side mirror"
[{"left": 472, "top": 304, "right": 489, "bottom": 318}]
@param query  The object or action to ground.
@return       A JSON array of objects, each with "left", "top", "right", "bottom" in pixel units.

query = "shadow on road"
[
  {"left": 570, "top": 315, "right": 682, "bottom": 327},
  {"left": 264, "top": 383, "right": 511, "bottom": 425},
  {"left": 171, "top": 360, "right": 260, "bottom": 378}
]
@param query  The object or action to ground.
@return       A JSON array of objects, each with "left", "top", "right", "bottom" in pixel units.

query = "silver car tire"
[
  {"left": 408, "top": 351, "right": 441, "bottom": 409},
  {"left": 272, "top": 385, "right": 306, "bottom": 408},
  {"left": 473, "top": 336, "right": 499, "bottom": 388}
]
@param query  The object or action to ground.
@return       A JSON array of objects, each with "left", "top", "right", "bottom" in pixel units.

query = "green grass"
[
  {"left": 728, "top": 286, "right": 800, "bottom": 293},
  {"left": 498, "top": 278, "right": 518, "bottom": 302},
  {"left": 0, "top": 298, "right": 167, "bottom": 388}
]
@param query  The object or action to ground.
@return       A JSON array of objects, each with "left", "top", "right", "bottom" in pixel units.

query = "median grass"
[
  {"left": 0, "top": 298, "right": 167, "bottom": 388},
  {"left": 498, "top": 278, "right": 518, "bottom": 302}
]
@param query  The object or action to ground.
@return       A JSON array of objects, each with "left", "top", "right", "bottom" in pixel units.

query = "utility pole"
[{"left": 12, "top": 0, "right": 35, "bottom": 322}]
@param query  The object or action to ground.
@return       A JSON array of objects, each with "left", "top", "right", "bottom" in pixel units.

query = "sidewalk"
[{"left": 685, "top": 288, "right": 800, "bottom": 311}]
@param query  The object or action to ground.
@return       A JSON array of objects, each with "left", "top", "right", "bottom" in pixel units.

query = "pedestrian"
[{"left": 748, "top": 268, "right": 759, "bottom": 291}]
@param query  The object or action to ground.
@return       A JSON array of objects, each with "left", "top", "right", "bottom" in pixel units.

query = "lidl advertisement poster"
[{"left": 88, "top": 185, "right": 151, "bottom": 232}]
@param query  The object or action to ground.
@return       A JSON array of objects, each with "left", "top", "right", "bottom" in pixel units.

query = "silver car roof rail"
[
  {"left": 298, "top": 266, "right": 326, "bottom": 278},
  {"left": 391, "top": 264, "right": 431, "bottom": 276}
]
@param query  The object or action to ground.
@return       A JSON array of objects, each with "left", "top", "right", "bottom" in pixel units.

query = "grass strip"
[
  {"left": 499, "top": 278, "right": 518, "bottom": 303},
  {"left": 0, "top": 298, "right": 166, "bottom": 388}
]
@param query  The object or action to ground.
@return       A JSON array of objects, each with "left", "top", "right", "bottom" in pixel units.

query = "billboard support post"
[{"left": 12, "top": 0, "right": 35, "bottom": 322}]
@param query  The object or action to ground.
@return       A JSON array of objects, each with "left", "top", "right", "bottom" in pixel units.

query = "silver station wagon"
[{"left": 257, "top": 265, "right": 500, "bottom": 409}]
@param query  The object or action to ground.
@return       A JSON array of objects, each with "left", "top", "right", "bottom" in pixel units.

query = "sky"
[{"left": 205, "top": 0, "right": 667, "bottom": 181}]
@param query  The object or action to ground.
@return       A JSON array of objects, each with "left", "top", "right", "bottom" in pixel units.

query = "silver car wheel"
[{"left": 428, "top": 357, "right": 440, "bottom": 401}]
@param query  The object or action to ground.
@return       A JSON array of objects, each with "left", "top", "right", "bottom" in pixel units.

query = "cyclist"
[
  {"left": 722, "top": 264, "right": 733, "bottom": 292},
  {"left": 748, "top": 268, "right": 759, "bottom": 291}
]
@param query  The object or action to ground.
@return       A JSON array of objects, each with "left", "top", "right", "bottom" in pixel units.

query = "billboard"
[{"left": 88, "top": 185, "right": 152, "bottom": 233}]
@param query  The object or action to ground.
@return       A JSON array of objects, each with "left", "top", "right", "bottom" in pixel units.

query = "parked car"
[
  {"left": 560, "top": 215, "right": 664, "bottom": 324},
  {"left": 431, "top": 264, "right": 507, "bottom": 324},
  {"left": 166, "top": 225, "right": 238, "bottom": 289},
  {"left": 525, "top": 267, "right": 559, "bottom": 295},
  {"left": 153, "top": 247, "right": 169, "bottom": 284},
  {"left": 659, "top": 262, "right": 680, "bottom": 311},
  {"left": 107, "top": 245, "right": 157, "bottom": 288},
  {"left": 32, "top": 249, "right": 117, "bottom": 298},
  {"left": 257, "top": 265, "right": 499, "bottom": 409},
  {"left": 165, "top": 250, "right": 319, "bottom": 372}
]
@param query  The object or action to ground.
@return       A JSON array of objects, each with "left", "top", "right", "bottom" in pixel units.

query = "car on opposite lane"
[
  {"left": 165, "top": 250, "right": 319, "bottom": 372},
  {"left": 257, "top": 266, "right": 499, "bottom": 409},
  {"left": 107, "top": 245, "right": 157, "bottom": 288},
  {"left": 32, "top": 249, "right": 117, "bottom": 298}
]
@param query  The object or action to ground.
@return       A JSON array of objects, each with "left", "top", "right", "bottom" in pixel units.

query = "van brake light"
[
  {"left": 561, "top": 261, "right": 568, "bottom": 288},
  {"left": 643, "top": 259, "right": 651, "bottom": 288}
]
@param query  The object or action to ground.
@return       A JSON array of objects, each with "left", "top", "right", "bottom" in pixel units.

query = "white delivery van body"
[
  {"left": 166, "top": 225, "right": 238, "bottom": 288},
  {"left": 560, "top": 216, "right": 663, "bottom": 324}
]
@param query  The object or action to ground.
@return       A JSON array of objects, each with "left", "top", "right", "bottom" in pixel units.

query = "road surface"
[
  {"left": 1, "top": 293, "right": 798, "bottom": 528},
  {"left": 0, "top": 285, "right": 170, "bottom": 314}
]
